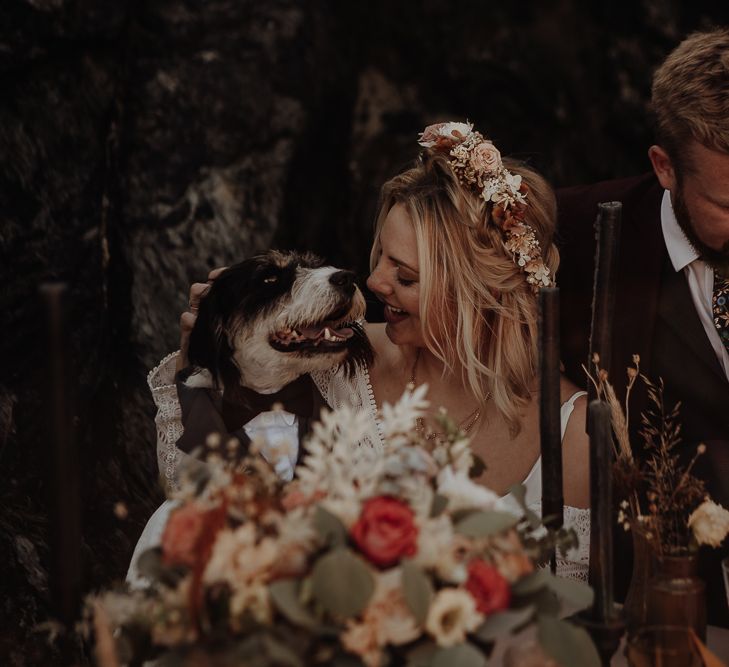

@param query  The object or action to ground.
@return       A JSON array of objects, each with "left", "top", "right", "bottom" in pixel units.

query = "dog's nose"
[{"left": 329, "top": 270, "right": 356, "bottom": 291}]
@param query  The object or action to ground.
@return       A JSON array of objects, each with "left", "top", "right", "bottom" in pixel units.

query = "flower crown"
[{"left": 418, "top": 121, "right": 554, "bottom": 290}]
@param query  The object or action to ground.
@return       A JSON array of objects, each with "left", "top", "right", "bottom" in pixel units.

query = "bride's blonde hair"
[{"left": 370, "top": 153, "right": 559, "bottom": 433}]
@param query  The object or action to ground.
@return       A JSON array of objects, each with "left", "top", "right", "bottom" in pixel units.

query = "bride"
[{"left": 129, "top": 121, "right": 589, "bottom": 584}]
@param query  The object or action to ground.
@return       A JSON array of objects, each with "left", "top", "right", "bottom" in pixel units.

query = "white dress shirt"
[{"left": 660, "top": 190, "right": 729, "bottom": 380}]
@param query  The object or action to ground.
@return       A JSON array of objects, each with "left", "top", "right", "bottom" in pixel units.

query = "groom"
[{"left": 557, "top": 28, "right": 729, "bottom": 626}]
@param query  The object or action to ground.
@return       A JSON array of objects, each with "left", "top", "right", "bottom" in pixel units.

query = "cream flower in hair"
[{"left": 418, "top": 122, "right": 474, "bottom": 149}]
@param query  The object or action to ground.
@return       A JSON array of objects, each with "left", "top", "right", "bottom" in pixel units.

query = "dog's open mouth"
[{"left": 269, "top": 305, "right": 357, "bottom": 353}]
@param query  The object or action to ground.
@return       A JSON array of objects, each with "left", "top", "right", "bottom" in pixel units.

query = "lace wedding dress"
[{"left": 128, "top": 351, "right": 589, "bottom": 585}]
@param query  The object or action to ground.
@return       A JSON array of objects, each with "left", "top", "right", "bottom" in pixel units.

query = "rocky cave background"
[{"left": 1, "top": 0, "right": 728, "bottom": 663}]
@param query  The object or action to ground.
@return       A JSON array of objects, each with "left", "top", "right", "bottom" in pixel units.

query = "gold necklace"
[{"left": 406, "top": 349, "right": 488, "bottom": 441}]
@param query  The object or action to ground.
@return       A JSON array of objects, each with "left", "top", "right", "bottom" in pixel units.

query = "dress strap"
[{"left": 559, "top": 390, "right": 587, "bottom": 441}]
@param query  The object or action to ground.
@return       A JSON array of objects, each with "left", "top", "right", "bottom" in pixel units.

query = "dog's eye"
[{"left": 263, "top": 275, "right": 278, "bottom": 284}]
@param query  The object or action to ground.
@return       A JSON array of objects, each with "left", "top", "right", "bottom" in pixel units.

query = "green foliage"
[
  {"left": 537, "top": 615, "right": 601, "bottom": 667},
  {"left": 269, "top": 580, "right": 318, "bottom": 630},
  {"left": 455, "top": 511, "right": 518, "bottom": 538},
  {"left": 472, "top": 605, "right": 535, "bottom": 642},
  {"left": 311, "top": 548, "right": 375, "bottom": 618},
  {"left": 430, "top": 643, "right": 487, "bottom": 667},
  {"left": 401, "top": 560, "right": 434, "bottom": 626},
  {"left": 313, "top": 505, "right": 348, "bottom": 548}
]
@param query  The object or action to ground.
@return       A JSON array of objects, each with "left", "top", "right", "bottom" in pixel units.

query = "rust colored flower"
[
  {"left": 161, "top": 503, "right": 207, "bottom": 567},
  {"left": 465, "top": 559, "right": 511, "bottom": 615},
  {"left": 351, "top": 497, "right": 418, "bottom": 568}
]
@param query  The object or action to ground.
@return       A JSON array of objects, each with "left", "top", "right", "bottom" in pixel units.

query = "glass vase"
[
  {"left": 623, "top": 522, "right": 657, "bottom": 636},
  {"left": 646, "top": 550, "right": 707, "bottom": 643}
]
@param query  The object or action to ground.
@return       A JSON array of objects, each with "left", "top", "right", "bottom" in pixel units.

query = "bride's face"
[{"left": 367, "top": 203, "right": 424, "bottom": 347}]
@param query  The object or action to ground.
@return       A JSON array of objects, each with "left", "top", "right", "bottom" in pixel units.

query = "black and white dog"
[{"left": 175, "top": 250, "right": 373, "bottom": 479}]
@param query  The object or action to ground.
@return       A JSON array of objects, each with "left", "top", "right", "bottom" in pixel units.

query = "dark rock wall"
[{"left": 1, "top": 0, "right": 727, "bottom": 662}]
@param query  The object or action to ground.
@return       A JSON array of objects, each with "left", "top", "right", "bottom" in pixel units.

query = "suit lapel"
[{"left": 657, "top": 259, "right": 727, "bottom": 383}]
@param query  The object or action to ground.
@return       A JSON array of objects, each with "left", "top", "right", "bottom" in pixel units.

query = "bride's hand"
[{"left": 177, "top": 267, "right": 228, "bottom": 372}]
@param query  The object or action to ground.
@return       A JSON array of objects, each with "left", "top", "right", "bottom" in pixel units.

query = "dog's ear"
[{"left": 187, "top": 288, "right": 231, "bottom": 389}]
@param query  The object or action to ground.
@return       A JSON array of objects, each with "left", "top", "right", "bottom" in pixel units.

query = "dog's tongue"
[{"left": 300, "top": 324, "right": 354, "bottom": 340}]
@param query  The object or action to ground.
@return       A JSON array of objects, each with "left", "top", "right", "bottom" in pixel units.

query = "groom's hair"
[{"left": 651, "top": 28, "right": 729, "bottom": 175}]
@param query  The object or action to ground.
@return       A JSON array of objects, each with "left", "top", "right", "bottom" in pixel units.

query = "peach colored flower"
[
  {"left": 341, "top": 569, "right": 420, "bottom": 667},
  {"left": 203, "top": 524, "right": 278, "bottom": 586},
  {"left": 470, "top": 141, "right": 501, "bottom": 174}
]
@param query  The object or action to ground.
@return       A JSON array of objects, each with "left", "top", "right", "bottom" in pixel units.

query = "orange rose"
[
  {"left": 161, "top": 503, "right": 206, "bottom": 567},
  {"left": 465, "top": 559, "right": 511, "bottom": 615},
  {"left": 351, "top": 496, "right": 418, "bottom": 568}
]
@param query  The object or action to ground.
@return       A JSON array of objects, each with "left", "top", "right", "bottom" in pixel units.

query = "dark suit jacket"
[{"left": 557, "top": 173, "right": 729, "bottom": 626}]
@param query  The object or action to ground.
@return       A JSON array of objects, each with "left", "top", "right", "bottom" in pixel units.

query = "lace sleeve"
[
  {"left": 557, "top": 505, "right": 591, "bottom": 582},
  {"left": 147, "top": 351, "right": 196, "bottom": 491},
  {"left": 526, "top": 501, "right": 590, "bottom": 582}
]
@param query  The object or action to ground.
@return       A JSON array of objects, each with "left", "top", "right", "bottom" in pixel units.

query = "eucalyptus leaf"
[
  {"left": 311, "top": 548, "right": 375, "bottom": 618},
  {"left": 401, "top": 560, "right": 434, "bottom": 625},
  {"left": 530, "top": 587, "right": 561, "bottom": 616},
  {"left": 405, "top": 641, "right": 438, "bottom": 667},
  {"left": 511, "top": 569, "right": 551, "bottom": 597},
  {"left": 472, "top": 604, "right": 535, "bottom": 641},
  {"left": 431, "top": 643, "right": 487, "bottom": 667},
  {"left": 232, "top": 634, "right": 303, "bottom": 667},
  {"left": 269, "top": 580, "right": 318, "bottom": 629},
  {"left": 313, "top": 506, "right": 347, "bottom": 547},
  {"left": 455, "top": 511, "right": 518, "bottom": 538},
  {"left": 544, "top": 574, "right": 594, "bottom": 612},
  {"left": 536, "top": 615, "right": 601, "bottom": 667},
  {"left": 507, "top": 483, "right": 541, "bottom": 529}
]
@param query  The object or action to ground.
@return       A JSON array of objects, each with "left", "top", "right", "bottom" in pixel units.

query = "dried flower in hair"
[{"left": 417, "top": 121, "right": 553, "bottom": 291}]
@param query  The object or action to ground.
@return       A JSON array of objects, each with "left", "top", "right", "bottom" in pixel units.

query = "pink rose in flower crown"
[
  {"left": 351, "top": 496, "right": 418, "bottom": 568},
  {"left": 161, "top": 503, "right": 208, "bottom": 567},
  {"left": 470, "top": 141, "right": 501, "bottom": 175},
  {"left": 418, "top": 121, "right": 473, "bottom": 149},
  {"left": 465, "top": 559, "right": 511, "bottom": 615}
]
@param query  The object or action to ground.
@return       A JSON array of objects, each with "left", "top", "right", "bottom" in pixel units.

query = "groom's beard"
[{"left": 672, "top": 185, "right": 729, "bottom": 277}]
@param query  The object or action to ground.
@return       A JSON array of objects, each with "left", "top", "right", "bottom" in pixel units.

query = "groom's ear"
[{"left": 648, "top": 145, "right": 678, "bottom": 192}]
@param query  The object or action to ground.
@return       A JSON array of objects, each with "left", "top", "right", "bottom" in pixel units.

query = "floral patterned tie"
[{"left": 714, "top": 269, "right": 729, "bottom": 353}]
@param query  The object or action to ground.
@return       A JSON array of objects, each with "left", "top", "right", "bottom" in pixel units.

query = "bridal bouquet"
[{"left": 88, "top": 387, "right": 598, "bottom": 667}]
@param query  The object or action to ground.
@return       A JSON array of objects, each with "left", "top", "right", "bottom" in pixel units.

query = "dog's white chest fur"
[{"left": 242, "top": 410, "right": 299, "bottom": 481}]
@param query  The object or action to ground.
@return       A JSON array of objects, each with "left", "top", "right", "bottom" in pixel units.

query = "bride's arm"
[{"left": 150, "top": 268, "right": 227, "bottom": 490}]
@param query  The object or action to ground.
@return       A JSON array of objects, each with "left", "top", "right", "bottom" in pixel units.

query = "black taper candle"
[
  {"left": 539, "top": 287, "right": 563, "bottom": 573},
  {"left": 587, "top": 201, "right": 622, "bottom": 406},
  {"left": 587, "top": 399, "right": 614, "bottom": 622},
  {"left": 41, "top": 282, "right": 82, "bottom": 628},
  {"left": 574, "top": 399, "right": 624, "bottom": 667}
]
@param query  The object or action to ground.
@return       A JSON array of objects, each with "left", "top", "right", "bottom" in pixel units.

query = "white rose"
[
  {"left": 689, "top": 500, "right": 729, "bottom": 548},
  {"left": 425, "top": 588, "right": 483, "bottom": 647},
  {"left": 418, "top": 121, "right": 474, "bottom": 148}
]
